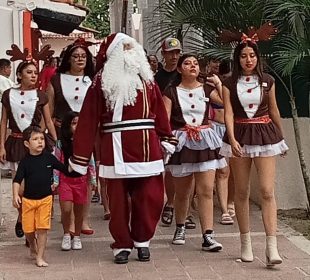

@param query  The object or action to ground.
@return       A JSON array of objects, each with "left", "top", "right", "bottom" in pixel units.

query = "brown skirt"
[{"left": 169, "top": 147, "right": 223, "bottom": 165}]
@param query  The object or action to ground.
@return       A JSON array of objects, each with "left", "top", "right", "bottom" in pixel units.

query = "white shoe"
[
  {"left": 72, "top": 236, "right": 82, "bottom": 250},
  {"left": 61, "top": 234, "right": 71, "bottom": 251}
]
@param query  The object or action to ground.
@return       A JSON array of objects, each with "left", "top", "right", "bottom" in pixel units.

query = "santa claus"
[{"left": 69, "top": 33, "right": 178, "bottom": 264}]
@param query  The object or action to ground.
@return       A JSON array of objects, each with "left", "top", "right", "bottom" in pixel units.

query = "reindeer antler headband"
[
  {"left": 64, "top": 37, "right": 99, "bottom": 53},
  {"left": 6, "top": 44, "right": 55, "bottom": 67},
  {"left": 218, "top": 22, "right": 278, "bottom": 44}
]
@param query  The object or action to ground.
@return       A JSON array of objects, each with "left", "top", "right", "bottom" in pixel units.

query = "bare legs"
[
  {"left": 215, "top": 165, "right": 233, "bottom": 224},
  {"left": 253, "top": 157, "right": 277, "bottom": 236},
  {"left": 173, "top": 171, "right": 216, "bottom": 232},
  {"left": 230, "top": 158, "right": 252, "bottom": 234},
  {"left": 82, "top": 186, "right": 92, "bottom": 231},
  {"left": 25, "top": 232, "right": 37, "bottom": 259},
  {"left": 60, "top": 201, "right": 84, "bottom": 235},
  {"left": 25, "top": 230, "right": 48, "bottom": 267},
  {"left": 230, "top": 156, "right": 281, "bottom": 265},
  {"left": 230, "top": 156, "right": 278, "bottom": 235},
  {"left": 174, "top": 175, "right": 193, "bottom": 224},
  {"left": 99, "top": 177, "right": 110, "bottom": 219},
  {"left": 164, "top": 172, "right": 175, "bottom": 208},
  {"left": 36, "top": 229, "right": 48, "bottom": 267}
]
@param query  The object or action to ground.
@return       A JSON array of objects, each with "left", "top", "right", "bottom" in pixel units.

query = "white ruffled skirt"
[
  {"left": 167, "top": 127, "right": 227, "bottom": 177},
  {"left": 219, "top": 140, "right": 289, "bottom": 158}
]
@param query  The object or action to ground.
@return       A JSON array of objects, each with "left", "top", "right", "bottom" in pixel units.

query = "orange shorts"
[{"left": 22, "top": 195, "right": 52, "bottom": 233}]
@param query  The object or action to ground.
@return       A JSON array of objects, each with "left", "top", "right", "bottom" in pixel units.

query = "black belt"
[{"left": 102, "top": 119, "right": 155, "bottom": 133}]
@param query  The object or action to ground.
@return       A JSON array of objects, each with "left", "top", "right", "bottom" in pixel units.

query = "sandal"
[
  {"left": 161, "top": 203, "right": 174, "bottom": 226},
  {"left": 15, "top": 220, "right": 24, "bottom": 238},
  {"left": 103, "top": 212, "right": 111, "bottom": 220},
  {"left": 91, "top": 194, "right": 100, "bottom": 203},
  {"left": 228, "top": 204, "right": 235, "bottom": 218},
  {"left": 185, "top": 215, "right": 196, "bottom": 229},
  {"left": 220, "top": 213, "right": 234, "bottom": 225}
]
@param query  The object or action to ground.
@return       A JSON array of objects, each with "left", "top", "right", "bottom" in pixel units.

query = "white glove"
[{"left": 161, "top": 141, "right": 176, "bottom": 164}]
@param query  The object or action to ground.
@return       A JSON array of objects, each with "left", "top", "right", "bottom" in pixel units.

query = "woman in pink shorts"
[{"left": 54, "top": 111, "right": 96, "bottom": 251}]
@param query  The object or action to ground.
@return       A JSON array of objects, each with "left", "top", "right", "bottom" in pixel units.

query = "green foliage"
[
  {"left": 149, "top": 0, "right": 310, "bottom": 79},
  {"left": 83, "top": 0, "right": 110, "bottom": 39}
]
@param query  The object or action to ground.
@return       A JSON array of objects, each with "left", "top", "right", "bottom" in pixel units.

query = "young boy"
[{"left": 12, "top": 126, "right": 69, "bottom": 267}]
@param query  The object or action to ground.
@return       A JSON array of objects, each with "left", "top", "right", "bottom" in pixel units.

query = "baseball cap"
[{"left": 161, "top": 38, "right": 182, "bottom": 52}]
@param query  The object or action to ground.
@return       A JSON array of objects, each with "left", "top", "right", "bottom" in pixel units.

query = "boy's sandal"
[
  {"left": 15, "top": 221, "right": 24, "bottom": 238},
  {"left": 91, "top": 194, "right": 100, "bottom": 203},
  {"left": 185, "top": 215, "right": 196, "bottom": 229},
  {"left": 220, "top": 213, "right": 234, "bottom": 225},
  {"left": 103, "top": 212, "right": 111, "bottom": 220},
  {"left": 228, "top": 205, "right": 235, "bottom": 217},
  {"left": 161, "top": 203, "right": 174, "bottom": 226}
]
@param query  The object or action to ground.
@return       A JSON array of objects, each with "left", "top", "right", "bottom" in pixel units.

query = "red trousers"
[{"left": 106, "top": 175, "right": 164, "bottom": 249}]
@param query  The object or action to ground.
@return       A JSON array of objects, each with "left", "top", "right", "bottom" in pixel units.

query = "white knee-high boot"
[
  {"left": 266, "top": 236, "right": 282, "bottom": 267},
  {"left": 240, "top": 232, "right": 254, "bottom": 262}
]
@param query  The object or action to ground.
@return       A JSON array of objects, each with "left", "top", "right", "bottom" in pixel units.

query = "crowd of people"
[{"left": 0, "top": 28, "right": 288, "bottom": 268}]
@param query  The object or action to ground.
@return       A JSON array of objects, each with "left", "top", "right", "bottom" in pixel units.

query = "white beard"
[{"left": 101, "top": 38, "right": 154, "bottom": 111}]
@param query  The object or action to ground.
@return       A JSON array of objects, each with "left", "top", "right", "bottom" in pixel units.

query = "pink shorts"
[{"left": 58, "top": 176, "right": 88, "bottom": 204}]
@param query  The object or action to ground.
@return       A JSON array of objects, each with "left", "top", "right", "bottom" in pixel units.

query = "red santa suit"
[{"left": 70, "top": 33, "right": 177, "bottom": 256}]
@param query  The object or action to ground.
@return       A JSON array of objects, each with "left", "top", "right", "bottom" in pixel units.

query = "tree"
[
  {"left": 258, "top": 0, "right": 310, "bottom": 211},
  {"left": 83, "top": 0, "right": 110, "bottom": 39},
  {"left": 149, "top": 0, "right": 310, "bottom": 210}
]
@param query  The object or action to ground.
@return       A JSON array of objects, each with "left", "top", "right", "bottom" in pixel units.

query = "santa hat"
[{"left": 96, "top": 32, "right": 131, "bottom": 72}]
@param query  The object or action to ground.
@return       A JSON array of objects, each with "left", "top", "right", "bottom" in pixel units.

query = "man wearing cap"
[
  {"left": 154, "top": 38, "right": 181, "bottom": 228},
  {"left": 155, "top": 38, "right": 182, "bottom": 92},
  {"left": 69, "top": 33, "right": 178, "bottom": 264}
]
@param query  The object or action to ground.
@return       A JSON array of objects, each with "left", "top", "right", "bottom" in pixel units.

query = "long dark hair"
[
  {"left": 58, "top": 44, "right": 95, "bottom": 80},
  {"left": 60, "top": 111, "right": 79, "bottom": 163},
  {"left": 169, "top": 53, "right": 198, "bottom": 87},
  {"left": 231, "top": 41, "right": 263, "bottom": 84}
]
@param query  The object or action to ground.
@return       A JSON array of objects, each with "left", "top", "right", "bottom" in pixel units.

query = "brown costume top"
[
  {"left": 222, "top": 73, "right": 283, "bottom": 146},
  {"left": 1, "top": 88, "right": 48, "bottom": 162},
  {"left": 70, "top": 72, "right": 177, "bottom": 179}
]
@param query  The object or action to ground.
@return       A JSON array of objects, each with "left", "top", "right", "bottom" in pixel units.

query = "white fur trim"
[
  {"left": 134, "top": 241, "right": 150, "bottom": 248},
  {"left": 9, "top": 89, "right": 37, "bottom": 132},
  {"left": 106, "top": 33, "right": 131, "bottom": 58},
  {"left": 98, "top": 160, "right": 164, "bottom": 179},
  {"left": 69, "top": 158, "right": 88, "bottom": 175},
  {"left": 113, "top": 248, "right": 131, "bottom": 257}
]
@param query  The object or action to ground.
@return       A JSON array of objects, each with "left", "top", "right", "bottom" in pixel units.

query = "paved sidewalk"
[{"left": 1, "top": 177, "right": 310, "bottom": 280}]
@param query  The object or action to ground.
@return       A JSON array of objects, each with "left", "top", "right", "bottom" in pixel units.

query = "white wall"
[{"left": 250, "top": 118, "right": 310, "bottom": 210}]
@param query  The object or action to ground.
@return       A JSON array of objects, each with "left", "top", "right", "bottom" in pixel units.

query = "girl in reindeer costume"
[
  {"left": 0, "top": 45, "right": 57, "bottom": 239},
  {"left": 219, "top": 23, "right": 288, "bottom": 267}
]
